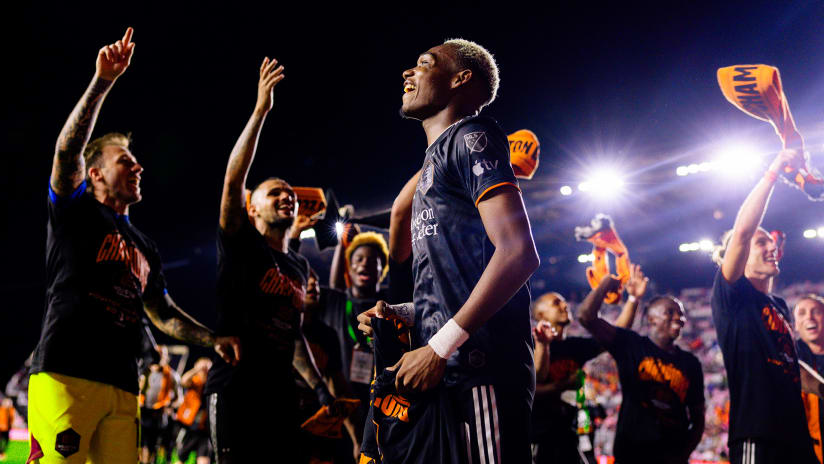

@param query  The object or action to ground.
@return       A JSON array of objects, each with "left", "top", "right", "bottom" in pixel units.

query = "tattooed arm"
[
  {"left": 143, "top": 293, "right": 215, "bottom": 347},
  {"left": 51, "top": 28, "right": 135, "bottom": 195},
  {"left": 293, "top": 329, "right": 334, "bottom": 406},
  {"left": 219, "top": 57, "right": 285, "bottom": 235}
]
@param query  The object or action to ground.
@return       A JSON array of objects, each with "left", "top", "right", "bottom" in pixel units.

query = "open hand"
[
  {"left": 255, "top": 57, "right": 285, "bottom": 114},
  {"left": 290, "top": 214, "right": 318, "bottom": 239},
  {"left": 96, "top": 27, "right": 135, "bottom": 81},
  {"left": 625, "top": 264, "right": 649, "bottom": 299}
]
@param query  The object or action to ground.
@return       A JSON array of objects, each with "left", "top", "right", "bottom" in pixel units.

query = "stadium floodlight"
[
  {"left": 679, "top": 243, "right": 691, "bottom": 253},
  {"left": 818, "top": 227, "right": 824, "bottom": 238},
  {"left": 680, "top": 240, "right": 714, "bottom": 253},
  {"left": 578, "top": 254, "right": 595, "bottom": 263},
  {"left": 560, "top": 185, "right": 573, "bottom": 196},
  {"left": 676, "top": 166, "right": 689, "bottom": 176},
  {"left": 804, "top": 229, "right": 817, "bottom": 239},
  {"left": 699, "top": 239, "right": 714, "bottom": 251},
  {"left": 579, "top": 170, "right": 625, "bottom": 197},
  {"left": 713, "top": 143, "right": 762, "bottom": 176},
  {"left": 335, "top": 221, "right": 344, "bottom": 239}
]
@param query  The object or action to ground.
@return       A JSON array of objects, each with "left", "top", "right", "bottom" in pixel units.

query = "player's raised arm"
[
  {"left": 51, "top": 27, "right": 135, "bottom": 196},
  {"left": 614, "top": 263, "right": 648, "bottom": 329},
  {"left": 578, "top": 275, "right": 623, "bottom": 346},
  {"left": 219, "top": 57, "right": 285, "bottom": 235},
  {"left": 721, "top": 149, "right": 803, "bottom": 282}
]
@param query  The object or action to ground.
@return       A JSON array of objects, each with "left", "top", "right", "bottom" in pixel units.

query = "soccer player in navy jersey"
[
  {"left": 360, "top": 39, "right": 540, "bottom": 463},
  {"left": 28, "top": 28, "right": 216, "bottom": 464},
  {"left": 711, "top": 148, "right": 821, "bottom": 464}
]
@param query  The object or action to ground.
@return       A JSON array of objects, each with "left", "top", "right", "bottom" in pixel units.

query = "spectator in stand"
[{"left": 139, "top": 345, "right": 182, "bottom": 464}]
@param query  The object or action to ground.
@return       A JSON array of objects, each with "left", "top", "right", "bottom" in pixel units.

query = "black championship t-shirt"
[
  {"left": 294, "top": 319, "right": 343, "bottom": 421},
  {"left": 531, "top": 336, "right": 604, "bottom": 441},
  {"left": 606, "top": 327, "right": 704, "bottom": 461},
  {"left": 411, "top": 115, "right": 534, "bottom": 394},
  {"left": 205, "top": 219, "right": 309, "bottom": 395},
  {"left": 32, "top": 182, "right": 167, "bottom": 395},
  {"left": 798, "top": 339, "right": 824, "bottom": 461},
  {"left": 711, "top": 271, "right": 809, "bottom": 445}
]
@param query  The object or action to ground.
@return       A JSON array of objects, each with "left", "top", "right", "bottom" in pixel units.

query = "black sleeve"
[
  {"left": 448, "top": 118, "right": 519, "bottom": 206},
  {"left": 215, "top": 223, "right": 254, "bottom": 336},
  {"left": 710, "top": 269, "right": 750, "bottom": 317},
  {"left": 685, "top": 355, "right": 705, "bottom": 411},
  {"left": 604, "top": 326, "right": 639, "bottom": 367},
  {"left": 142, "top": 239, "right": 168, "bottom": 303},
  {"left": 288, "top": 237, "right": 302, "bottom": 253},
  {"left": 576, "top": 337, "right": 606, "bottom": 365}
]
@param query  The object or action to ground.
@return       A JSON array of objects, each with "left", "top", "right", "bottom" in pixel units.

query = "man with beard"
[
  {"left": 579, "top": 276, "right": 705, "bottom": 464},
  {"left": 361, "top": 38, "right": 540, "bottom": 462},
  {"left": 711, "top": 148, "right": 819, "bottom": 464},
  {"left": 794, "top": 295, "right": 824, "bottom": 463},
  {"left": 28, "top": 28, "right": 216, "bottom": 464},
  {"left": 205, "top": 57, "right": 333, "bottom": 463},
  {"left": 531, "top": 264, "right": 647, "bottom": 464}
]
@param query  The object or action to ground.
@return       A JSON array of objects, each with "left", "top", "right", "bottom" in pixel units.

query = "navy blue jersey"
[
  {"left": 32, "top": 181, "right": 168, "bottom": 395},
  {"left": 605, "top": 327, "right": 704, "bottom": 461},
  {"left": 205, "top": 219, "right": 309, "bottom": 395},
  {"left": 410, "top": 115, "right": 534, "bottom": 393},
  {"left": 711, "top": 271, "right": 809, "bottom": 445}
]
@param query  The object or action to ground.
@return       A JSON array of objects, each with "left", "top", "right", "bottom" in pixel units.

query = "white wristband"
[
  {"left": 428, "top": 318, "right": 470, "bottom": 359},
  {"left": 628, "top": 295, "right": 637, "bottom": 303}
]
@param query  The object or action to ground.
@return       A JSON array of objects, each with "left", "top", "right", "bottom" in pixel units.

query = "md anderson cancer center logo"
[{"left": 410, "top": 206, "right": 439, "bottom": 246}]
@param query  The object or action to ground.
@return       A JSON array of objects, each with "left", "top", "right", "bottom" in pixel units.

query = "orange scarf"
[{"left": 718, "top": 65, "right": 824, "bottom": 200}]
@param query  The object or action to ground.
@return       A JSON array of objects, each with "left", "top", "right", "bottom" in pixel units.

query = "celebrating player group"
[{"left": 21, "top": 26, "right": 824, "bottom": 464}]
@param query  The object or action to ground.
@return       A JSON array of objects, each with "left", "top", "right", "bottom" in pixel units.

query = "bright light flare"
[
  {"left": 675, "top": 143, "right": 763, "bottom": 177},
  {"left": 680, "top": 239, "right": 715, "bottom": 253},
  {"left": 560, "top": 185, "right": 573, "bottom": 196},
  {"left": 578, "top": 254, "right": 595, "bottom": 263},
  {"left": 335, "top": 221, "right": 344, "bottom": 239},
  {"left": 579, "top": 170, "right": 625, "bottom": 197},
  {"left": 299, "top": 229, "right": 316, "bottom": 240}
]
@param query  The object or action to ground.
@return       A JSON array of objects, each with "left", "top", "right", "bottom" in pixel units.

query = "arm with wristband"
[{"left": 721, "top": 149, "right": 805, "bottom": 284}]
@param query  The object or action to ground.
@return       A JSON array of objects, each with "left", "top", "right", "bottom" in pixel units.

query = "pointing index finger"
[{"left": 122, "top": 27, "right": 133, "bottom": 46}]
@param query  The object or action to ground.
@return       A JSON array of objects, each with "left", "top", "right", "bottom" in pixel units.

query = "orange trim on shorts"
[{"left": 475, "top": 182, "right": 519, "bottom": 207}]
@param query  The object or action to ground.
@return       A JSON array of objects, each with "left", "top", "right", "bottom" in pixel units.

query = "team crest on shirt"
[
  {"left": 463, "top": 131, "right": 487, "bottom": 153},
  {"left": 417, "top": 161, "right": 434, "bottom": 195}
]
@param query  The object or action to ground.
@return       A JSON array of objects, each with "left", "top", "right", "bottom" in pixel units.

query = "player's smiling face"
[
  {"left": 745, "top": 229, "right": 779, "bottom": 278},
  {"left": 349, "top": 245, "right": 382, "bottom": 291},
  {"left": 795, "top": 298, "right": 824, "bottom": 346},
  {"left": 648, "top": 299, "right": 686, "bottom": 343},
  {"left": 95, "top": 145, "right": 143, "bottom": 205},
  {"left": 401, "top": 45, "right": 456, "bottom": 120},
  {"left": 250, "top": 179, "right": 297, "bottom": 228}
]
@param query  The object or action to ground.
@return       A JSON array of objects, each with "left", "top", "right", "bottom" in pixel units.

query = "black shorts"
[
  {"left": 208, "top": 385, "right": 305, "bottom": 463},
  {"left": 458, "top": 384, "right": 531, "bottom": 464},
  {"left": 729, "top": 438, "right": 819, "bottom": 464},
  {"left": 139, "top": 407, "right": 166, "bottom": 449},
  {"left": 177, "top": 427, "right": 211, "bottom": 459}
]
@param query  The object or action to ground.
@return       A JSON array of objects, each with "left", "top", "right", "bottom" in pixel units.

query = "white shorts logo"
[{"left": 464, "top": 132, "right": 488, "bottom": 153}]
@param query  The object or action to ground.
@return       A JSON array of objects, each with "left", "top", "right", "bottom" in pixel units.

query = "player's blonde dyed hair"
[
  {"left": 443, "top": 38, "right": 500, "bottom": 110},
  {"left": 345, "top": 231, "right": 390, "bottom": 283}
]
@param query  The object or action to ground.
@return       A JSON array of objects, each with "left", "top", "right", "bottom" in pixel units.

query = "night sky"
[{"left": 3, "top": 2, "right": 824, "bottom": 382}]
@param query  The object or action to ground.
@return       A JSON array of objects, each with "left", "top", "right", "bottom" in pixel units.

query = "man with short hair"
[
  {"left": 29, "top": 28, "right": 217, "bottom": 464},
  {"left": 711, "top": 148, "right": 819, "bottom": 464},
  {"left": 579, "top": 277, "right": 705, "bottom": 464},
  {"left": 204, "top": 57, "right": 334, "bottom": 463},
  {"left": 795, "top": 295, "right": 824, "bottom": 463},
  {"left": 360, "top": 38, "right": 540, "bottom": 462}
]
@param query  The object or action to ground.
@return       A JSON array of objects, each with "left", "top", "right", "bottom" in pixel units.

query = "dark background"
[{"left": 3, "top": 2, "right": 824, "bottom": 382}]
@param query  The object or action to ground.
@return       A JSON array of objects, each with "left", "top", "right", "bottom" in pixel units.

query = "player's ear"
[
  {"left": 88, "top": 166, "right": 103, "bottom": 184},
  {"left": 451, "top": 69, "right": 472, "bottom": 89}
]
